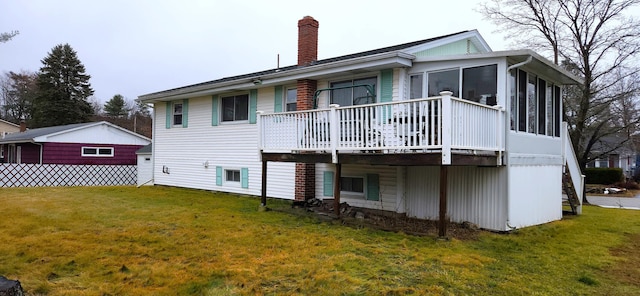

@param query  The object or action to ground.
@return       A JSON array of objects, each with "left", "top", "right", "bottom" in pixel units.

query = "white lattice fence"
[{"left": 0, "top": 164, "right": 137, "bottom": 187}]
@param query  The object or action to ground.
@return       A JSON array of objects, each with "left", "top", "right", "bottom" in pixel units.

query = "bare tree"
[
  {"left": 0, "top": 71, "right": 38, "bottom": 123},
  {"left": 0, "top": 30, "right": 19, "bottom": 43},
  {"left": 480, "top": 0, "right": 640, "bottom": 172}
]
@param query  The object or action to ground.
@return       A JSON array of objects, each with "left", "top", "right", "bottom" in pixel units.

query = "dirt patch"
[
  {"left": 606, "top": 234, "right": 640, "bottom": 287},
  {"left": 283, "top": 199, "right": 480, "bottom": 240}
]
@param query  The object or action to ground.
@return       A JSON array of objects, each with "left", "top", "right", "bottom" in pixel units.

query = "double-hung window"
[
  {"left": 341, "top": 176, "right": 364, "bottom": 194},
  {"left": 225, "top": 169, "right": 241, "bottom": 182},
  {"left": 330, "top": 77, "right": 377, "bottom": 106},
  {"left": 285, "top": 87, "right": 297, "bottom": 111},
  {"left": 173, "top": 102, "right": 183, "bottom": 126},
  {"left": 222, "top": 94, "right": 249, "bottom": 122}
]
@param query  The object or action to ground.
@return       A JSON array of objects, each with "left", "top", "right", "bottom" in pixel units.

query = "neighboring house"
[
  {"left": 139, "top": 16, "right": 584, "bottom": 232},
  {"left": 0, "top": 121, "right": 151, "bottom": 165},
  {"left": 136, "top": 144, "right": 153, "bottom": 186},
  {"left": 586, "top": 135, "right": 638, "bottom": 179},
  {"left": 0, "top": 119, "right": 21, "bottom": 162}
]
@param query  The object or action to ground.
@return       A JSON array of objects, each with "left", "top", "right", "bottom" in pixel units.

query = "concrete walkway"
[{"left": 586, "top": 195, "right": 640, "bottom": 210}]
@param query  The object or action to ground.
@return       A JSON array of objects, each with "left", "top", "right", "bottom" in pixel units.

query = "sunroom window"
[{"left": 330, "top": 77, "right": 377, "bottom": 106}]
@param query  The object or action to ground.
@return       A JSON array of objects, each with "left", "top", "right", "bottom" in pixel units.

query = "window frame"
[
  {"left": 285, "top": 87, "right": 297, "bottom": 112},
  {"left": 172, "top": 102, "right": 183, "bottom": 126},
  {"left": 221, "top": 93, "right": 250, "bottom": 122},
  {"left": 225, "top": 169, "right": 241, "bottom": 183},
  {"left": 81, "top": 146, "right": 114, "bottom": 157},
  {"left": 340, "top": 175, "right": 365, "bottom": 196}
]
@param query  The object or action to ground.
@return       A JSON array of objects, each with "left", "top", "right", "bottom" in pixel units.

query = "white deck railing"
[
  {"left": 257, "top": 92, "right": 505, "bottom": 164},
  {"left": 562, "top": 122, "right": 584, "bottom": 214}
]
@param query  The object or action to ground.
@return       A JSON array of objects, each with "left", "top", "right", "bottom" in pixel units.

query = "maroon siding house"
[{"left": 0, "top": 121, "right": 151, "bottom": 165}]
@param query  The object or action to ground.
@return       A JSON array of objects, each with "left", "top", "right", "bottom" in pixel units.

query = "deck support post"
[
  {"left": 438, "top": 165, "right": 448, "bottom": 238},
  {"left": 333, "top": 163, "right": 342, "bottom": 217},
  {"left": 261, "top": 160, "right": 267, "bottom": 207}
]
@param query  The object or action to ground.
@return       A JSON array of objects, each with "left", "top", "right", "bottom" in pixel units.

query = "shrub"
[{"left": 584, "top": 168, "right": 624, "bottom": 185}]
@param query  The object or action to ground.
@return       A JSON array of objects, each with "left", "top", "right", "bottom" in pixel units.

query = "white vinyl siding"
[{"left": 153, "top": 93, "right": 294, "bottom": 199}]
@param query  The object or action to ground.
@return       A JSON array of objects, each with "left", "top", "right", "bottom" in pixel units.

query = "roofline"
[
  {"left": 139, "top": 51, "right": 415, "bottom": 102},
  {"left": 34, "top": 121, "right": 151, "bottom": 142},
  {"left": 0, "top": 118, "right": 19, "bottom": 128},
  {"left": 414, "top": 49, "right": 583, "bottom": 84}
]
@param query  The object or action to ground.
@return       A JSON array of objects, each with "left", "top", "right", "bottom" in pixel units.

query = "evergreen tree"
[
  {"left": 104, "top": 94, "right": 129, "bottom": 117},
  {"left": 32, "top": 43, "right": 94, "bottom": 127}
]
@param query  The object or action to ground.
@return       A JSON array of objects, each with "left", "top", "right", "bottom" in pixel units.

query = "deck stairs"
[
  {"left": 562, "top": 122, "right": 584, "bottom": 215},
  {"left": 562, "top": 169, "right": 582, "bottom": 214}
]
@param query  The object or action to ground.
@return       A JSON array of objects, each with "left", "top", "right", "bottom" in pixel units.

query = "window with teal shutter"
[
  {"left": 182, "top": 99, "right": 189, "bottom": 128},
  {"left": 165, "top": 102, "right": 172, "bottom": 129},
  {"left": 323, "top": 171, "right": 334, "bottom": 197},
  {"left": 366, "top": 174, "right": 380, "bottom": 201},
  {"left": 211, "top": 95, "right": 219, "bottom": 126},
  {"left": 249, "top": 89, "right": 258, "bottom": 124},
  {"left": 216, "top": 166, "right": 222, "bottom": 185},
  {"left": 274, "top": 86, "right": 283, "bottom": 112},
  {"left": 241, "top": 168, "right": 249, "bottom": 188}
]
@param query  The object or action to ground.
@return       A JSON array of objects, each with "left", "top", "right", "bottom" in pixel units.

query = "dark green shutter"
[
  {"left": 182, "top": 99, "right": 189, "bottom": 128},
  {"left": 249, "top": 89, "right": 258, "bottom": 124},
  {"left": 323, "top": 171, "right": 334, "bottom": 197},
  {"left": 274, "top": 86, "right": 283, "bottom": 112},
  {"left": 216, "top": 166, "right": 222, "bottom": 185},
  {"left": 241, "top": 168, "right": 249, "bottom": 188},
  {"left": 380, "top": 69, "right": 393, "bottom": 103},
  {"left": 366, "top": 174, "right": 380, "bottom": 201},
  {"left": 212, "top": 95, "right": 219, "bottom": 126},
  {"left": 165, "top": 102, "right": 171, "bottom": 129}
]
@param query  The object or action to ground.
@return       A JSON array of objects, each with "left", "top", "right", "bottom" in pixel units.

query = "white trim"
[{"left": 81, "top": 146, "right": 114, "bottom": 157}]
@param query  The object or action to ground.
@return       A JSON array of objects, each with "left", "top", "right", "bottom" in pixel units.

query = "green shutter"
[
  {"left": 182, "top": 99, "right": 189, "bottom": 128},
  {"left": 366, "top": 174, "right": 380, "bottom": 201},
  {"left": 380, "top": 69, "right": 393, "bottom": 103},
  {"left": 165, "top": 102, "right": 171, "bottom": 129},
  {"left": 249, "top": 89, "right": 258, "bottom": 124},
  {"left": 216, "top": 166, "right": 222, "bottom": 186},
  {"left": 241, "top": 168, "right": 249, "bottom": 188},
  {"left": 274, "top": 85, "right": 283, "bottom": 112},
  {"left": 323, "top": 171, "right": 334, "bottom": 197},
  {"left": 212, "top": 95, "right": 219, "bottom": 126}
]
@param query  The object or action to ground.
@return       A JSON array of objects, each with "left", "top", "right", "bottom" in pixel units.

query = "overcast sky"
[{"left": 1, "top": 0, "right": 510, "bottom": 104}]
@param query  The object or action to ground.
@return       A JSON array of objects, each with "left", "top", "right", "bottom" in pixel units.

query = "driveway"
[{"left": 586, "top": 195, "right": 640, "bottom": 210}]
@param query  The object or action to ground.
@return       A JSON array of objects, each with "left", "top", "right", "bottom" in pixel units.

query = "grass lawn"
[{"left": 1, "top": 186, "right": 639, "bottom": 295}]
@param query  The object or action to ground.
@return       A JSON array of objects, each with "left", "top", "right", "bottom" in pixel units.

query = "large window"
[
  {"left": 427, "top": 69, "right": 459, "bottom": 97},
  {"left": 82, "top": 146, "right": 114, "bottom": 157},
  {"left": 222, "top": 94, "right": 249, "bottom": 121},
  {"left": 462, "top": 65, "right": 497, "bottom": 104},
  {"left": 173, "top": 102, "right": 183, "bottom": 126},
  {"left": 509, "top": 68, "right": 562, "bottom": 136},
  {"left": 331, "top": 77, "right": 377, "bottom": 106},
  {"left": 285, "top": 88, "right": 297, "bottom": 111}
]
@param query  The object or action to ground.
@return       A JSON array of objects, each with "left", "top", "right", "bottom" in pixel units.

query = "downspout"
[{"left": 504, "top": 55, "right": 533, "bottom": 231}]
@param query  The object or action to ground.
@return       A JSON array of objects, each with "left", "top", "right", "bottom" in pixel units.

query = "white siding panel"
[
  {"left": 508, "top": 164, "right": 562, "bottom": 228},
  {"left": 153, "top": 93, "right": 295, "bottom": 199},
  {"left": 315, "top": 164, "right": 399, "bottom": 212},
  {"left": 406, "top": 166, "right": 507, "bottom": 231},
  {"left": 44, "top": 123, "right": 150, "bottom": 145}
]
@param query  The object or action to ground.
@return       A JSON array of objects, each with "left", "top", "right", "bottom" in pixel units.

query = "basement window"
[
  {"left": 340, "top": 176, "right": 364, "bottom": 194},
  {"left": 225, "top": 169, "right": 241, "bottom": 182},
  {"left": 82, "top": 147, "right": 114, "bottom": 157}
]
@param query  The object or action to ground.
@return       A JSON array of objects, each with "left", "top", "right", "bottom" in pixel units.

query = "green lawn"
[{"left": 1, "top": 186, "right": 639, "bottom": 295}]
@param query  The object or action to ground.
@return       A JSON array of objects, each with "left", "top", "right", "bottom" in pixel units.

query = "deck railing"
[{"left": 257, "top": 92, "right": 505, "bottom": 164}]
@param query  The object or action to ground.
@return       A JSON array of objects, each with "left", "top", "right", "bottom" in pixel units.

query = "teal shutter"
[
  {"left": 323, "top": 171, "right": 334, "bottom": 197},
  {"left": 241, "top": 168, "right": 249, "bottom": 188},
  {"left": 216, "top": 166, "right": 222, "bottom": 185},
  {"left": 212, "top": 95, "right": 219, "bottom": 126},
  {"left": 380, "top": 69, "right": 393, "bottom": 103},
  {"left": 249, "top": 89, "right": 258, "bottom": 124},
  {"left": 182, "top": 99, "right": 189, "bottom": 128},
  {"left": 274, "top": 86, "right": 283, "bottom": 112},
  {"left": 165, "top": 102, "right": 171, "bottom": 129},
  {"left": 366, "top": 174, "right": 380, "bottom": 201}
]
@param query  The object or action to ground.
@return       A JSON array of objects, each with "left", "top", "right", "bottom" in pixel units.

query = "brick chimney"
[
  {"left": 297, "top": 16, "right": 319, "bottom": 66},
  {"left": 295, "top": 16, "right": 319, "bottom": 201}
]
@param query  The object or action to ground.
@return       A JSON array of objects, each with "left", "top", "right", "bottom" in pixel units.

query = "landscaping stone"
[{"left": 0, "top": 276, "right": 23, "bottom": 296}]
